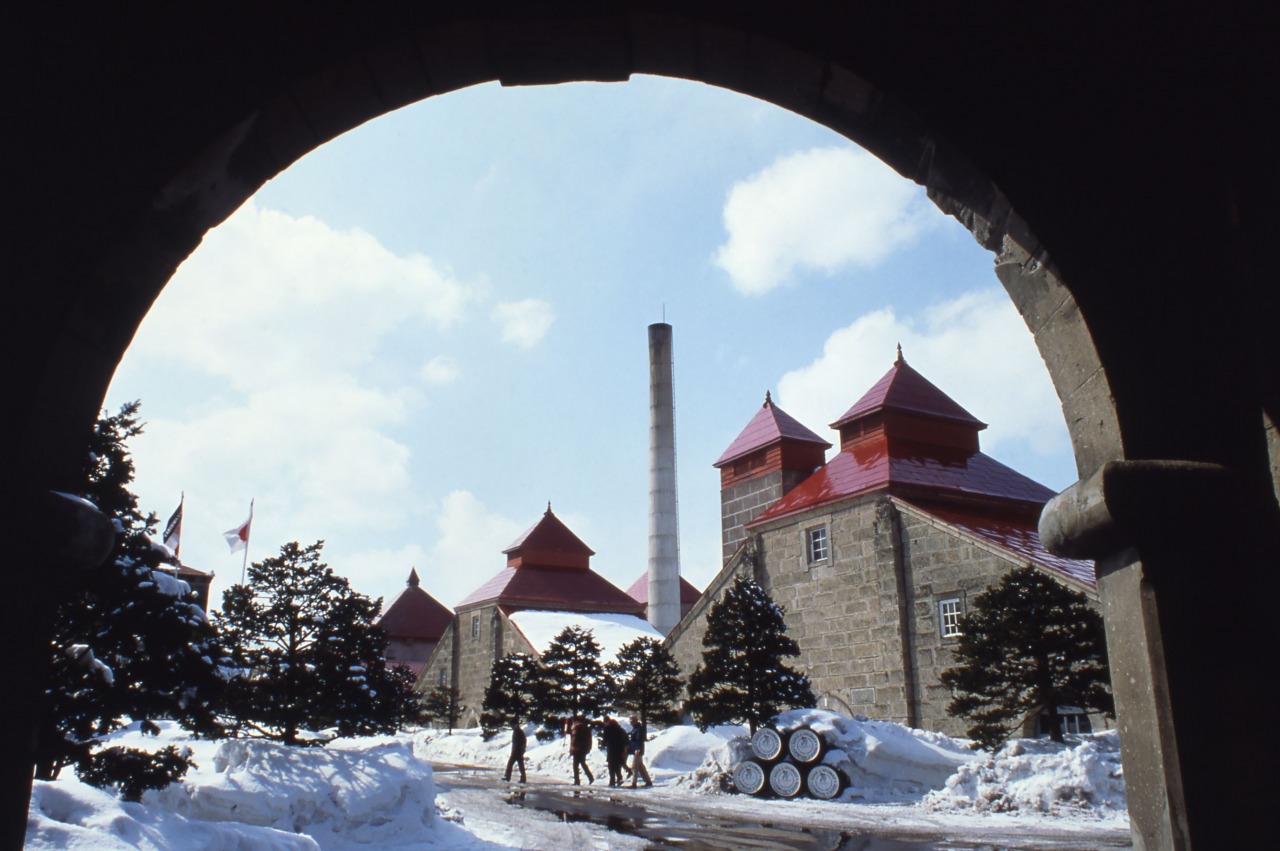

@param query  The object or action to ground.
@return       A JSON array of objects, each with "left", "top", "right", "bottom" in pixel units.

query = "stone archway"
[{"left": 10, "top": 5, "right": 1278, "bottom": 849}]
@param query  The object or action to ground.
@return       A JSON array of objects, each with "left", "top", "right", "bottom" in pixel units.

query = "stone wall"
[{"left": 418, "top": 605, "right": 536, "bottom": 727}]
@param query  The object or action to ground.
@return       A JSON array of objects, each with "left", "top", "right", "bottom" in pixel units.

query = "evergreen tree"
[
  {"left": 36, "top": 402, "right": 226, "bottom": 782},
  {"left": 685, "top": 576, "right": 814, "bottom": 733},
  {"left": 535, "top": 626, "right": 612, "bottom": 726},
  {"left": 480, "top": 653, "right": 541, "bottom": 737},
  {"left": 604, "top": 637, "right": 682, "bottom": 727},
  {"left": 215, "top": 540, "right": 415, "bottom": 744},
  {"left": 939, "top": 565, "right": 1115, "bottom": 751},
  {"left": 420, "top": 684, "right": 466, "bottom": 733}
]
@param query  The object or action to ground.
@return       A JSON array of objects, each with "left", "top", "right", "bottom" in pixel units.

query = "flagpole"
[{"left": 240, "top": 499, "right": 254, "bottom": 585}]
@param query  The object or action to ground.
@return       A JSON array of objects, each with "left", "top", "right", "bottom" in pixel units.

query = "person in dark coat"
[
  {"left": 569, "top": 716, "right": 595, "bottom": 785},
  {"left": 600, "top": 716, "right": 628, "bottom": 786},
  {"left": 627, "top": 716, "right": 652, "bottom": 788},
  {"left": 504, "top": 722, "right": 527, "bottom": 783}
]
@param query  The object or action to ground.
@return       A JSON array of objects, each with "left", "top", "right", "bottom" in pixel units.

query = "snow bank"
[
  {"left": 27, "top": 779, "right": 317, "bottom": 850},
  {"left": 923, "top": 731, "right": 1126, "bottom": 818},
  {"left": 147, "top": 736, "right": 436, "bottom": 848},
  {"left": 680, "top": 709, "right": 981, "bottom": 802}
]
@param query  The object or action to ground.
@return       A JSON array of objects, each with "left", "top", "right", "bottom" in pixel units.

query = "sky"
[{"left": 104, "top": 75, "right": 1074, "bottom": 614}]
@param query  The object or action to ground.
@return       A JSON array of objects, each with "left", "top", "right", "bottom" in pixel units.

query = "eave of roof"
[
  {"left": 625, "top": 573, "right": 703, "bottom": 606},
  {"left": 831, "top": 357, "right": 986, "bottom": 430},
  {"left": 458, "top": 564, "right": 645, "bottom": 614}
]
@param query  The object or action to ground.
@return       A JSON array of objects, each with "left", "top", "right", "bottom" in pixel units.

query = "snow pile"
[
  {"left": 147, "top": 736, "right": 436, "bottom": 847},
  {"left": 922, "top": 731, "right": 1126, "bottom": 817},
  {"left": 680, "top": 709, "right": 982, "bottom": 802},
  {"left": 28, "top": 722, "right": 442, "bottom": 850},
  {"left": 507, "top": 610, "right": 661, "bottom": 662},
  {"left": 28, "top": 781, "right": 314, "bottom": 850}
]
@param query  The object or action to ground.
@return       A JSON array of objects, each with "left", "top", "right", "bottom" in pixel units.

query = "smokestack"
[{"left": 648, "top": 322, "right": 680, "bottom": 635}]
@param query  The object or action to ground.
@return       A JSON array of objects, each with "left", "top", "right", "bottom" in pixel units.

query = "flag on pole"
[
  {"left": 224, "top": 504, "right": 253, "bottom": 553},
  {"left": 163, "top": 493, "right": 184, "bottom": 557}
]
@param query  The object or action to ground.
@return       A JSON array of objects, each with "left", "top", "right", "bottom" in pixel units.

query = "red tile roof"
[
  {"left": 831, "top": 355, "right": 986, "bottom": 430},
  {"left": 905, "top": 501, "right": 1096, "bottom": 588},
  {"left": 458, "top": 564, "right": 645, "bottom": 614},
  {"left": 377, "top": 569, "right": 454, "bottom": 640},
  {"left": 715, "top": 392, "right": 831, "bottom": 467},
  {"left": 625, "top": 573, "right": 703, "bottom": 606},
  {"left": 749, "top": 437, "right": 1055, "bottom": 526},
  {"left": 504, "top": 505, "right": 595, "bottom": 569}
]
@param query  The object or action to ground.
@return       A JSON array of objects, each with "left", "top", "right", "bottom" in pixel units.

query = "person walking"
[
  {"left": 601, "top": 716, "right": 628, "bottom": 786},
  {"left": 627, "top": 716, "right": 652, "bottom": 788},
  {"left": 569, "top": 715, "right": 595, "bottom": 785},
  {"left": 504, "top": 722, "right": 527, "bottom": 784}
]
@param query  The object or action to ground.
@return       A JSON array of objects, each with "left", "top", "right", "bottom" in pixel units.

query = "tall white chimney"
[{"left": 648, "top": 322, "right": 680, "bottom": 635}]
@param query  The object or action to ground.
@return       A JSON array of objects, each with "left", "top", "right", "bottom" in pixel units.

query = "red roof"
[
  {"left": 377, "top": 569, "right": 453, "bottom": 640},
  {"left": 625, "top": 573, "right": 703, "bottom": 606},
  {"left": 831, "top": 354, "right": 986, "bottom": 430},
  {"left": 750, "top": 437, "right": 1054, "bottom": 526},
  {"left": 905, "top": 501, "right": 1096, "bottom": 588},
  {"left": 458, "top": 565, "right": 645, "bottom": 614},
  {"left": 715, "top": 392, "right": 831, "bottom": 467},
  {"left": 503, "top": 505, "right": 595, "bottom": 569}
]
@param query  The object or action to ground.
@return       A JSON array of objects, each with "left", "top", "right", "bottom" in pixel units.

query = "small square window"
[
  {"left": 807, "top": 525, "right": 830, "bottom": 563},
  {"left": 471, "top": 614, "right": 481, "bottom": 640},
  {"left": 939, "top": 598, "right": 964, "bottom": 638}
]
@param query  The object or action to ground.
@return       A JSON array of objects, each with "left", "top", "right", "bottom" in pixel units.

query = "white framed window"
[
  {"left": 438, "top": 669, "right": 448, "bottom": 686},
  {"left": 806, "top": 525, "right": 830, "bottom": 564},
  {"left": 471, "top": 614, "right": 481, "bottom": 640},
  {"left": 939, "top": 598, "right": 964, "bottom": 638}
]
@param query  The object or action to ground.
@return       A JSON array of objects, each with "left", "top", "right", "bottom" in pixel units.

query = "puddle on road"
[{"left": 503, "top": 787, "right": 980, "bottom": 850}]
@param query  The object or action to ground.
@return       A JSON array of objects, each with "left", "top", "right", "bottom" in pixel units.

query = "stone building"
[
  {"left": 417, "top": 505, "right": 658, "bottom": 726},
  {"left": 667, "top": 352, "right": 1101, "bottom": 738},
  {"left": 377, "top": 569, "right": 453, "bottom": 678}
]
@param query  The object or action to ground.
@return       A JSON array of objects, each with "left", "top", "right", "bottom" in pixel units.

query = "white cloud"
[
  {"left": 131, "top": 200, "right": 485, "bottom": 392},
  {"left": 714, "top": 146, "right": 940, "bottom": 295},
  {"left": 420, "top": 355, "right": 460, "bottom": 385},
  {"left": 342, "top": 543, "right": 431, "bottom": 608},
  {"left": 427, "top": 491, "right": 525, "bottom": 607},
  {"left": 492, "top": 298, "right": 555, "bottom": 348},
  {"left": 776, "top": 288, "right": 1068, "bottom": 458}
]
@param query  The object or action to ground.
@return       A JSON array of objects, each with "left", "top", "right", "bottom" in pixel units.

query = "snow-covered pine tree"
[
  {"left": 36, "top": 402, "right": 226, "bottom": 783},
  {"left": 535, "top": 625, "right": 612, "bottom": 727},
  {"left": 480, "top": 653, "right": 541, "bottom": 737},
  {"left": 604, "top": 636, "right": 682, "bottom": 727},
  {"left": 215, "top": 540, "right": 416, "bottom": 744},
  {"left": 685, "top": 575, "right": 814, "bottom": 733},
  {"left": 939, "top": 565, "right": 1114, "bottom": 751}
]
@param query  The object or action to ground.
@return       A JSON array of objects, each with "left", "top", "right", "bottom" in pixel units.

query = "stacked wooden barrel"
[{"left": 730, "top": 725, "right": 848, "bottom": 800}]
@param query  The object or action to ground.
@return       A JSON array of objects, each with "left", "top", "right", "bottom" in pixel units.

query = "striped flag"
[{"left": 163, "top": 494, "right": 183, "bottom": 557}]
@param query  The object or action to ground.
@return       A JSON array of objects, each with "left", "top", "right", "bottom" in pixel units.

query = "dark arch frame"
[{"left": 9, "top": 4, "right": 1278, "bottom": 848}]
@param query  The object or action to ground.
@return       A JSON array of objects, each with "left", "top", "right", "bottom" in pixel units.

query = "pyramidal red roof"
[
  {"left": 625, "top": 572, "right": 703, "bottom": 606},
  {"left": 503, "top": 504, "right": 595, "bottom": 562},
  {"left": 831, "top": 351, "right": 986, "bottom": 430},
  {"left": 377, "top": 569, "right": 454, "bottom": 641},
  {"left": 715, "top": 392, "right": 831, "bottom": 467}
]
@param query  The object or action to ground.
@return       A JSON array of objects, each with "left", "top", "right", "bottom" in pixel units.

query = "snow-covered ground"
[{"left": 27, "top": 713, "right": 1129, "bottom": 849}]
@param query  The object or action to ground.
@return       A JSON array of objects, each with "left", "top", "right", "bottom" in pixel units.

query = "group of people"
[{"left": 503, "top": 715, "right": 653, "bottom": 788}]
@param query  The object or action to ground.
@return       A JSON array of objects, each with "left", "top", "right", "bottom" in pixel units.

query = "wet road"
[{"left": 432, "top": 765, "right": 1132, "bottom": 851}]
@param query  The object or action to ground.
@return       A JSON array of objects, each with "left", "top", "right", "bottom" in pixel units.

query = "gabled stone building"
[
  {"left": 667, "top": 352, "right": 1103, "bottom": 738},
  {"left": 417, "top": 506, "right": 656, "bottom": 726}
]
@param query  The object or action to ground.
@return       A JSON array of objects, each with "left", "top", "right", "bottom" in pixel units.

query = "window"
[
  {"left": 438, "top": 669, "right": 448, "bottom": 686},
  {"left": 1037, "top": 707, "right": 1093, "bottom": 737},
  {"left": 939, "top": 598, "right": 964, "bottom": 638},
  {"left": 471, "top": 614, "right": 480, "bottom": 640},
  {"left": 806, "top": 525, "right": 830, "bottom": 564}
]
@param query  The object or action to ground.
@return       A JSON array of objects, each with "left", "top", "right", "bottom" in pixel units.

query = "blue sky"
[{"left": 106, "top": 76, "right": 1073, "bottom": 614}]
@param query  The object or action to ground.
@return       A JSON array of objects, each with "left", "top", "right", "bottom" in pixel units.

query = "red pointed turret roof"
[
  {"left": 831, "top": 350, "right": 986, "bottom": 430},
  {"left": 457, "top": 506, "right": 644, "bottom": 615},
  {"left": 714, "top": 392, "right": 831, "bottom": 467},
  {"left": 377, "top": 568, "right": 453, "bottom": 641},
  {"left": 625, "top": 573, "right": 703, "bottom": 607}
]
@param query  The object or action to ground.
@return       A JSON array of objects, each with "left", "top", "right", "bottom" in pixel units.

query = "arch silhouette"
[{"left": 9, "top": 5, "right": 1277, "bottom": 849}]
